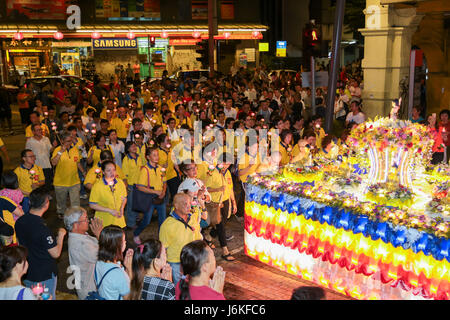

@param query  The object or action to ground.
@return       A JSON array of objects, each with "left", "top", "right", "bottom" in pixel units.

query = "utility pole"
[
  {"left": 325, "top": 0, "right": 346, "bottom": 134},
  {"left": 208, "top": 0, "right": 218, "bottom": 78}
]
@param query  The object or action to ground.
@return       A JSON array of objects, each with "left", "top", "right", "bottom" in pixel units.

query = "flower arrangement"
[{"left": 347, "top": 117, "right": 434, "bottom": 163}]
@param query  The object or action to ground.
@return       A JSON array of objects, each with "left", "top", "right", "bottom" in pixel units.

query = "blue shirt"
[{"left": 95, "top": 261, "right": 130, "bottom": 300}]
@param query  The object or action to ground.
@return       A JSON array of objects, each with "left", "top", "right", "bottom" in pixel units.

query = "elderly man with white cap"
[{"left": 177, "top": 162, "right": 213, "bottom": 247}]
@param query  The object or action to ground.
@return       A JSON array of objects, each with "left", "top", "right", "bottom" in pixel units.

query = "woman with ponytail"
[
  {"left": 175, "top": 240, "right": 226, "bottom": 300},
  {"left": 129, "top": 239, "right": 175, "bottom": 300}
]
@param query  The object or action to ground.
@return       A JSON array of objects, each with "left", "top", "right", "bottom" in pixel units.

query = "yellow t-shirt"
[
  {"left": 136, "top": 144, "right": 147, "bottom": 167},
  {"left": 158, "top": 148, "right": 177, "bottom": 181},
  {"left": 110, "top": 116, "right": 132, "bottom": 139},
  {"left": 137, "top": 163, "right": 167, "bottom": 191},
  {"left": 89, "top": 177, "right": 127, "bottom": 228},
  {"left": 238, "top": 152, "right": 260, "bottom": 183},
  {"left": 291, "top": 140, "right": 311, "bottom": 163},
  {"left": 84, "top": 164, "right": 126, "bottom": 187},
  {"left": 122, "top": 154, "right": 142, "bottom": 186},
  {"left": 315, "top": 127, "right": 326, "bottom": 149},
  {"left": 52, "top": 146, "right": 80, "bottom": 187},
  {"left": 100, "top": 107, "right": 117, "bottom": 120},
  {"left": 25, "top": 124, "right": 50, "bottom": 138},
  {"left": 0, "top": 138, "right": 4, "bottom": 148},
  {"left": 159, "top": 214, "right": 203, "bottom": 263},
  {"left": 204, "top": 168, "right": 232, "bottom": 202},
  {"left": 166, "top": 99, "right": 180, "bottom": 113},
  {"left": 279, "top": 142, "right": 292, "bottom": 167},
  {"left": 88, "top": 145, "right": 115, "bottom": 166},
  {"left": 14, "top": 164, "right": 45, "bottom": 195}
]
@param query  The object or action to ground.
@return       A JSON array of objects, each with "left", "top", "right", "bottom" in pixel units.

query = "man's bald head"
[{"left": 173, "top": 193, "right": 191, "bottom": 217}]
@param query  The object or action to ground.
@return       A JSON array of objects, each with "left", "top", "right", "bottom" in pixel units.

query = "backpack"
[{"left": 85, "top": 264, "right": 119, "bottom": 300}]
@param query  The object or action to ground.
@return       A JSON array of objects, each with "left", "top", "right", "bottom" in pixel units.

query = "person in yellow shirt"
[
  {"left": 134, "top": 131, "right": 147, "bottom": 166},
  {"left": 204, "top": 152, "right": 236, "bottom": 261},
  {"left": 156, "top": 133, "right": 178, "bottom": 195},
  {"left": 25, "top": 112, "right": 50, "bottom": 139},
  {"left": 100, "top": 99, "right": 117, "bottom": 120},
  {"left": 279, "top": 129, "right": 293, "bottom": 167},
  {"left": 174, "top": 104, "right": 191, "bottom": 129},
  {"left": 311, "top": 115, "right": 326, "bottom": 149},
  {"left": 110, "top": 106, "right": 132, "bottom": 143},
  {"left": 122, "top": 141, "right": 142, "bottom": 228},
  {"left": 159, "top": 193, "right": 203, "bottom": 285},
  {"left": 84, "top": 149, "right": 126, "bottom": 190},
  {"left": 166, "top": 91, "right": 181, "bottom": 113},
  {"left": 291, "top": 129, "right": 317, "bottom": 164},
  {"left": 237, "top": 137, "right": 260, "bottom": 184},
  {"left": 134, "top": 147, "right": 167, "bottom": 242},
  {"left": 89, "top": 160, "right": 127, "bottom": 228},
  {"left": 51, "top": 131, "right": 86, "bottom": 218},
  {"left": 87, "top": 133, "right": 114, "bottom": 166},
  {"left": 14, "top": 149, "right": 45, "bottom": 198}
]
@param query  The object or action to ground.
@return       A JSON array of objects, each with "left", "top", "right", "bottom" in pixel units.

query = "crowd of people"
[{"left": 0, "top": 62, "right": 449, "bottom": 301}]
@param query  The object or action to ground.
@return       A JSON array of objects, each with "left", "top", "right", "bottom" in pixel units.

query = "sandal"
[
  {"left": 221, "top": 254, "right": 236, "bottom": 262},
  {"left": 205, "top": 239, "right": 216, "bottom": 249}
]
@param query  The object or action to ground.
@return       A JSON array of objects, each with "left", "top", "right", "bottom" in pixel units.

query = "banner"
[
  {"left": 6, "top": 0, "right": 78, "bottom": 20},
  {"left": 92, "top": 38, "right": 138, "bottom": 49}
]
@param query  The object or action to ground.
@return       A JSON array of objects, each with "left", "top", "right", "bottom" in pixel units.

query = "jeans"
[
  {"left": 21, "top": 197, "right": 30, "bottom": 214},
  {"left": 54, "top": 184, "right": 81, "bottom": 215},
  {"left": 133, "top": 201, "right": 166, "bottom": 237},
  {"left": 167, "top": 176, "right": 181, "bottom": 199},
  {"left": 125, "top": 185, "right": 140, "bottom": 228},
  {"left": 168, "top": 262, "right": 181, "bottom": 286},
  {"left": 24, "top": 273, "right": 57, "bottom": 300}
]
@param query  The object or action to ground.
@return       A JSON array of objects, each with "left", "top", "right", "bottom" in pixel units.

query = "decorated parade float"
[{"left": 244, "top": 117, "right": 450, "bottom": 300}]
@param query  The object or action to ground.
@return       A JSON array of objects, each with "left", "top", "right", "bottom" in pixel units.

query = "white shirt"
[
  {"left": 346, "top": 112, "right": 366, "bottom": 124},
  {"left": 224, "top": 107, "right": 237, "bottom": 120},
  {"left": 68, "top": 232, "right": 99, "bottom": 300},
  {"left": 107, "top": 141, "right": 125, "bottom": 168},
  {"left": 25, "top": 136, "right": 52, "bottom": 169},
  {"left": 244, "top": 88, "right": 257, "bottom": 102}
]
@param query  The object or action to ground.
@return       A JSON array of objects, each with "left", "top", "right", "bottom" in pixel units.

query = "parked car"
[
  {"left": 171, "top": 70, "right": 210, "bottom": 84},
  {"left": 60, "top": 75, "right": 94, "bottom": 90}
]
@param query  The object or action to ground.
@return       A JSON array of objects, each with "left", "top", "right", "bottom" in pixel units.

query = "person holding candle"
[
  {"left": 15, "top": 187, "right": 66, "bottom": 300},
  {"left": 156, "top": 133, "right": 178, "bottom": 200},
  {"left": 279, "top": 129, "right": 293, "bottom": 167},
  {"left": 25, "top": 112, "right": 50, "bottom": 140},
  {"left": 110, "top": 106, "right": 132, "bottom": 144},
  {"left": 25, "top": 123, "right": 57, "bottom": 190},
  {"left": 0, "top": 245, "right": 37, "bottom": 300},
  {"left": 89, "top": 160, "right": 127, "bottom": 228},
  {"left": 87, "top": 133, "right": 115, "bottom": 166},
  {"left": 204, "top": 153, "right": 236, "bottom": 261},
  {"left": 14, "top": 149, "right": 45, "bottom": 213},
  {"left": 128, "top": 239, "right": 175, "bottom": 300},
  {"left": 133, "top": 147, "right": 167, "bottom": 243},
  {"left": 52, "top": 131, "right": 84, "bottom": 219},
  {"left": 84, "top": 150, "right": 126, "bottom": 191}
]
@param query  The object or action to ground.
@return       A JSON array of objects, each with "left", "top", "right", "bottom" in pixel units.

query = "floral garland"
[{"left": 248, "top": 174, "right": 449, "bottom": 239}]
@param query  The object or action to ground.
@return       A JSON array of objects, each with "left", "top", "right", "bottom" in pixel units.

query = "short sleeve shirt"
[
  {"left": 14, "top": 164, "right": 45, "bottom": 195},
  {"left": 52, "top": 146, "right": 80, "bottom": 187},
  {"left": 95, "top": 261, "right": 130, "bottom": 300},
  {"left": 15, "top": 213, "right": 58, "bottom": 282},
  {"left": 137, "top": 163, "right": 166, "bottom": 191}
]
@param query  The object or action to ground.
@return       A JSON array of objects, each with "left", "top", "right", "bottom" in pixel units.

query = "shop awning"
[{"left": 0, "top": 23, "right": 268, "bottom": 39}]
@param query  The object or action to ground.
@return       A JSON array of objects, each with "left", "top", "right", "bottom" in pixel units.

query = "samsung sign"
[{"left": 92, "top": 38, "right": 138, "bottom": 49}]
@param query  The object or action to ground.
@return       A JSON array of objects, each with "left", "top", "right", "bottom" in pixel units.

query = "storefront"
[
  {"left": 2, "top": 38, "right": 52, "bottom": 78},
  {"left": 91, "top": 38, "right": 139, "bottom": 81},
  {"left": 137, "top": 37, "right": 169, "bottom": 79},
  {"left": 51, "top": 40, "right": 94, "bottom": 77}
]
